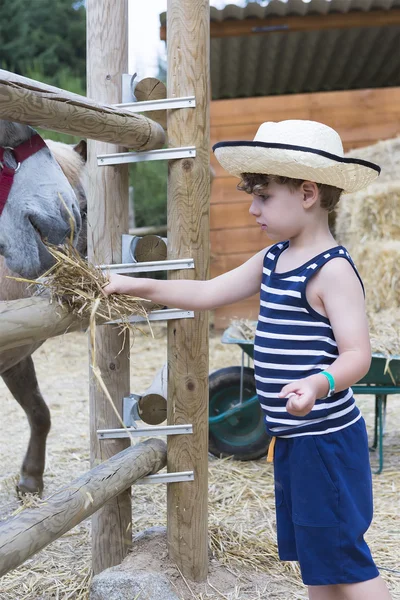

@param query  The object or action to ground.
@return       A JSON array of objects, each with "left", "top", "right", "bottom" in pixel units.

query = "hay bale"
[
  {"left": 335, "top": 182, "right": 400, "bottom": 249},
  {"left": 346, "top": 136, "right": 400, "bottom": 184},
  {"left": 351, "top": 241, "right": 400, "bottom": 312},
  {"left": 334, "top": 190, "right": 356, "bottom": 248},
  {"left": 368, "top": 309, "right": 400, "bottom": 359},
  {"left": 333, "top": 138, "right": 400, "bottom": 358}
]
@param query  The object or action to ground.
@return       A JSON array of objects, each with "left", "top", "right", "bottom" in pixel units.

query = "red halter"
[{"left": 0, "top": 134, "right": 48, "bottom": 217}]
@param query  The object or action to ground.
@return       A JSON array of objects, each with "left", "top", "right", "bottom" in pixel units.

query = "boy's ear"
[{"left": 301, "top": 181, "right": 319, "bottom": 209}]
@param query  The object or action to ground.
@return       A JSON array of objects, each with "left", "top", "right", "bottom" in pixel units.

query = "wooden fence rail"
[
  {"left": 0, "top": 439, "right": 167, "bottom": 577},
  {"left": 0, "top": 69, "right": 165, "bottom": 150},
  {"left": 0, "top": 297, "right": 87, "bottom": 352}
]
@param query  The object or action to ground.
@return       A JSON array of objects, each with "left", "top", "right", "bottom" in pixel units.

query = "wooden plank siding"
[
  {"left": 211, "top": 201, "right": 255, "bottom": 230},
  {"left": 210, "top": 86, "right": 400, "bottom": 328}
]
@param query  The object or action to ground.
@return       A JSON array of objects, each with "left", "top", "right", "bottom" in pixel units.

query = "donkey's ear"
[{"left": 73, "top": 140, "right": 87, "bottom": 162}]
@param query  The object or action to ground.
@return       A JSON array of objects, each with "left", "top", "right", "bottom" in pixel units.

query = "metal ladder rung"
[
  {"left": 137, "top": 471, "right": 194, "bottom": 485},
  {"left": 115, "top": 96, "right": 195, "bottom": 112},
  {"left": 100, "top": 258, "right": 194, "bottom": 275},
  {"left": 106, "top": 308, "right": 194, "bottom": 325},
  {"left": 98, "top": 146, "right": 196, "bottom": 166},
  {"left": 97, "top": 423, "right": 193, "bottom": 439}
]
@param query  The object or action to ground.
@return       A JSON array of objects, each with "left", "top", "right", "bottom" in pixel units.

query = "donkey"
[{"left": 0, "top": 120, "right": 87, "bottom": 495}]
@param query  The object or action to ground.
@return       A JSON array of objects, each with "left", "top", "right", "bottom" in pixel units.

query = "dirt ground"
[{"left": 0, "top": 327, "right": 399, "bottom": 599}]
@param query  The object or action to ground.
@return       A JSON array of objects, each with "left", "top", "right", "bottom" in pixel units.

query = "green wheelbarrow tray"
[
  {"left": 353, "top": 354, "right": 400, "bottom": 474},
  {"left": 215, "top": 323, "right": 400, "bottom": 472},
  {"left": 207, "top": 323, "right": 269, "bottom": 461}
]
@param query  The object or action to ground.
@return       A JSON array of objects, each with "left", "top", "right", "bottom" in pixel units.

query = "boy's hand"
[
  {"left": 279, "top": 378, "right": 320, "bottom": 416},
  {"left": 102, "top": 273, "right": 135, "bottom": 296}
]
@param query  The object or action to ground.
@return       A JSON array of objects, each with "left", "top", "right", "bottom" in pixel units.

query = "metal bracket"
[
  {"left": 107, "top": 308, "right": 194, "bottom": 325},
  {"left": 136, "top": 471, "right": 194, "bottom": 485},
  {"left": 97, "top": 146, "right": 196, "bottom": 166},
  {"left": 121, "top": 73, "right": 137, "bottom": 103},
  {"left": 101, "top": 258, "right": 194, "bottom": 275},
  {"left": 97, "top": 423, "right": 193, "bottom": 439},
  {"left": 115, "top": 96, "right": 196, "bottom": 112},
  {"left": 123, "top": 393, "right": 141, "bottom": 427},
  {"left": 122, "top": 234, "right": 168, "bottom": 265}
]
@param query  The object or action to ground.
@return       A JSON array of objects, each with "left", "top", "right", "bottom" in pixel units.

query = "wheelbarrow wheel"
[{"left": 209, "top": 366, "right": 271, "bottom": 461}]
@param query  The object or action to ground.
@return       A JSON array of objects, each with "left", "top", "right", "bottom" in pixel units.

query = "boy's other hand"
[{"left": 279, "top": 379, "right": 318, "bottom": 416}]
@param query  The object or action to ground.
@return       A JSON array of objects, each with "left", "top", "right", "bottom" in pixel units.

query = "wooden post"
[
  {"left": 0, "top": 439, "right": 167, "bottom": 578},
  {"left": 86, "top": 0, "right": 131, "bottom": 574},
  {"left": 166, "top": 0, "right": 210, "bottom": 581}
]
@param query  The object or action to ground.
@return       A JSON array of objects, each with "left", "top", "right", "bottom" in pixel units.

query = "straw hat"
[{"left": 212, "top": 120, "right": 380, "bottom": 193}]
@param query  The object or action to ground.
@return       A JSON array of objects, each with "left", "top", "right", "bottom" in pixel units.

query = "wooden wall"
[{"left": 210, "top": 86, "right": 400, "bottom": 329}]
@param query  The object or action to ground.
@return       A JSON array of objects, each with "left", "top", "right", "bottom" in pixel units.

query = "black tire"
[{"left": 208, "top": 366, "right": 271, "bottom": 461}]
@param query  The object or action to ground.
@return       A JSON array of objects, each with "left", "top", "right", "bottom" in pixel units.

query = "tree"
[
  {"left": 0, "top": 0, "right": 86, "bottom": 86},
  {"left": 130, "top": 161, "right": 167, "bottom": 228},
  {"left": 0, "top": 0, "right": 86, "bottom": 143}
]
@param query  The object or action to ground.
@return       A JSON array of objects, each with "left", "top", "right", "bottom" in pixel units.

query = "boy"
[{"left": 104, "top": 120, "right": 392, "bottom": 600}]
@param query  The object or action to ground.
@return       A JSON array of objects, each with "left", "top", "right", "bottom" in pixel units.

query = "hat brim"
[{"left": 212, "top": 141, "right": 380, "bottom": 193}]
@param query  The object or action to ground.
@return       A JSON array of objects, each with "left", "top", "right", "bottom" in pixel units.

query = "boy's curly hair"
[{"left": 237, "top": 173, "right": 343, "bottom": 213}]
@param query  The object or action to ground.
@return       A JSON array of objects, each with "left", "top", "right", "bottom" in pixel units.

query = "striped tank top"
[{"left": 254, "top": 241, "right": 363, "bottom": 438}]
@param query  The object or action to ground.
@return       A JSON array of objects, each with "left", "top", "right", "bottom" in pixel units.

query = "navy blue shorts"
[{"left": 273, "top": 417, "right": 380, "bottom": 586}]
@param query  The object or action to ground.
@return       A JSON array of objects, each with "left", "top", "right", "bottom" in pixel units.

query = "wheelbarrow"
[
  {"left": 208, "top": 325, "right": 268, "bottom": 461},
  {"left": 208, "top": 323, "right": 400, "bottom": 473}
]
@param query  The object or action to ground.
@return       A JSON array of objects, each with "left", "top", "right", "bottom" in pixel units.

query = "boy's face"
[{"left": 248, "top": 180, "right": 306, "bottom": 240}]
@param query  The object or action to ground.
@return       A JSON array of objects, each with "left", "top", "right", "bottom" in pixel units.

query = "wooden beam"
[
  {"left": 86, "top": 0, "right": 132, "bottom": 575},
  {"left": 0, "top": 439, "right": 167, "bottom": 578},
  {"left": 160, "top": 9, "right": 400, "bottom": 40},
  {"left": 0, "top": 69, "right": 165, "bottom": 150},
  {"left": 167, "top": 0, "right": 210, "bottom": 583},
  {"left": 0, "top": 297, "right": 87, "bottom": 352},
  {"left": 210, "top": 87, "right": 400, "bottom": 128}
]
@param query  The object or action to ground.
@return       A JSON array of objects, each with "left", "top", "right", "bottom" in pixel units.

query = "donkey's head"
[
  {"left": 45, "top": 138, "right": 88, "bottom": 258},
  {"left": 0, "top": 121, "right": 82, "bottom": 278}
]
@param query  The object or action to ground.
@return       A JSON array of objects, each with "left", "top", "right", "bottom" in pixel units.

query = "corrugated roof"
[
  {"left": 208, "top": 0, "right": 400, "bottom": 19},
  {"left": 160, "top": 1, "right": 400, "bottom": 99}
]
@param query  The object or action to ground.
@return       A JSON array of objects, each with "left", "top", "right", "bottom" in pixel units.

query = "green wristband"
[{"left": 320, "top": 370, "right": 335, "bottom": 396}]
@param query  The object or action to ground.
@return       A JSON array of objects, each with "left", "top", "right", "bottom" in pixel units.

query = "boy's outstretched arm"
[
  {"left": 280, "top": 258, "right": 372, "bottom": 416},
  {"left": 103, "top": 247, "right": 269, "bottom": 311}
]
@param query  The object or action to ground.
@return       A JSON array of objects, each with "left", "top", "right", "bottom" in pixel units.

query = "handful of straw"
[
  {"left": 17, "top": 193, "right": 152, "bottom": 326},
  {"left": 31, "top": 243, "right": 150, "bottom": 326}
]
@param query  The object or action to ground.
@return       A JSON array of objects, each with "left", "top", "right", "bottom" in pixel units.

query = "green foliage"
[
  {"left": 35, "top": 128, "right": 83, "bottom": 145},
  {"left": 0, "top": 0, "right": 86, "bottom": 145},
  {"left": 0, "top": 0, "right": 86, "bottom": 83},
  {"left": 130, "top": 162, "right": 167, "bottom": 228}
]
